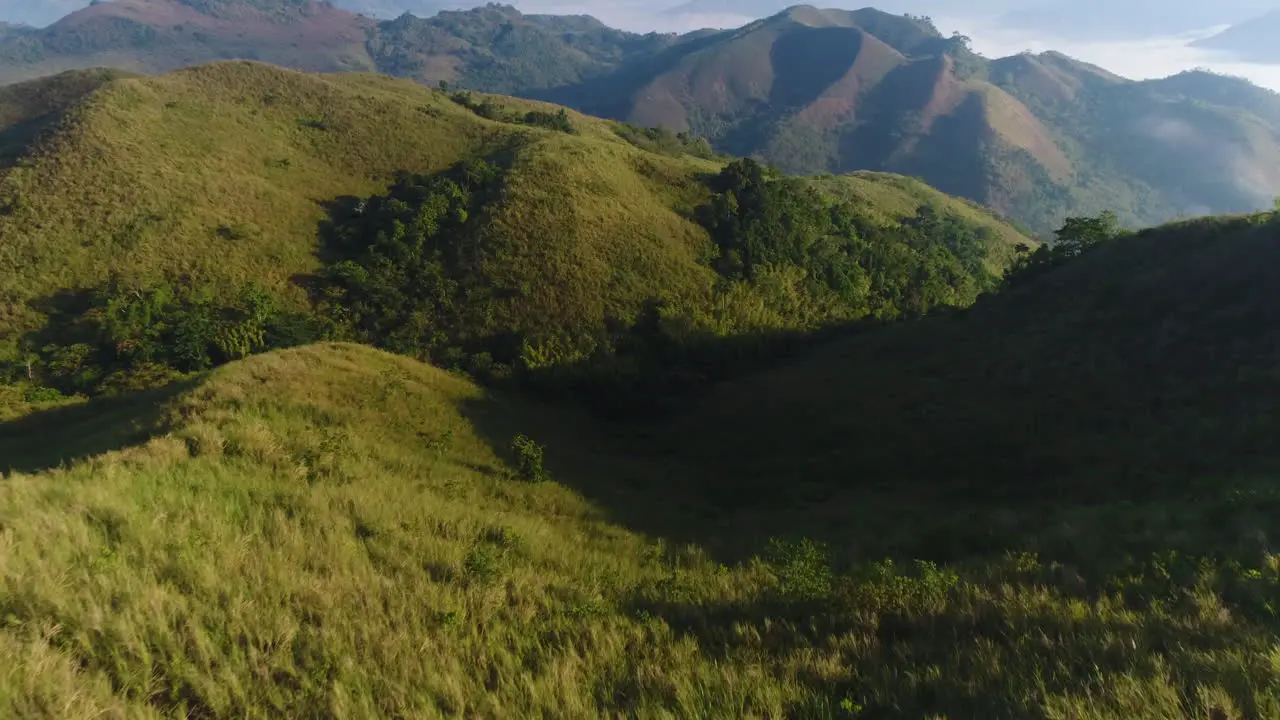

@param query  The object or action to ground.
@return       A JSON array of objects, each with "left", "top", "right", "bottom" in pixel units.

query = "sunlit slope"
[
  {"left": 0, "top": 60, "right": 1031, "bottom": 343},
  {"left": 0, "top": 61, "right": 720, "bottom": 334},
  {"left": 3, "top": 338, "right": 1280, "bottom": 716}
]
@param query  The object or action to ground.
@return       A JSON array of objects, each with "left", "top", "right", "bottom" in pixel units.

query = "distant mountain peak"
[{"left": 2, "top": 1, "right": 1278, "bottom": 234}]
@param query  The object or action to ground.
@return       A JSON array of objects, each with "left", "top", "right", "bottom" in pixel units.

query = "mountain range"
[
  {"left": 664, "top": 0, "right": 1276, "bottom": 40},
  {"left": 5, "top": 1, "right": 1276, "bottom": 233}
]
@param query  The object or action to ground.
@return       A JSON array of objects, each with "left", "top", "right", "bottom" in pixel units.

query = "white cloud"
[{"left": 935, "top": 15, "right": 1280, "bottom": 91}]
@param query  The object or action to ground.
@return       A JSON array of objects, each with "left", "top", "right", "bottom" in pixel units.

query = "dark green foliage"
[
  {"left": 522, "top": 109, "right": 575, "bottom": 133},
  {"left": 6, "top": 278, "right": 319, "bottom": 396},
  {"left": 510, "top": 433, "right": 547, "bottom": 482},
  {"left": 450, "top": 91, "right": 575, "bottom": 133},
  {"left": 701, "top": 159, "right": 841, "bottom": 281},
  {"left": 312, "top": 160, "right": 504, "bottom": 362},
  {"left": 765, "top": 538, "right": 833, "bottom": 602},
  {"left": 1006, "top": 209, "right": 1126, "bottom": 285},
  {"left": 701, "top": 159, "right": 996, "bottom": 321},
  {"left": 21, "top": 386, "right": 64, "bottom": 404},
  {"left": 614, "top": 123, "right": 718, "bottom": 159}
]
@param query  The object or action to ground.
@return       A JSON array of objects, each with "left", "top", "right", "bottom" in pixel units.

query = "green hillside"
[
  {"left": 0, "top": 66, "right": 131, "bottom": 165},
  {"left": 0, "top": 61, "right": 1029, "bottom": 416},
  {"left": 0, "top": 53, "right": 1279, "bottom": 720},
  {"left": 5, "top": 289, "right": 1280, "bottom": 716}
]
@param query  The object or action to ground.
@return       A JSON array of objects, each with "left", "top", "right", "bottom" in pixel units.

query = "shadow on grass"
[
  {"left": 0, "top": 378, "right": 199, "bottom": 474},
  {"left": 622, "top": 584, "right": 1259, "bottom": 719}
]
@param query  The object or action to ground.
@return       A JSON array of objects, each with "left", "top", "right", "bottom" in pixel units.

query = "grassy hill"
[
  {"left": 0, "top": 61, "right": 1030, "bottom": 415},
  {"left": 0, "top": 52, "right": 1279, "bottom": 720},
  {"left": 5, "top": 298, "right": 1280, "bottom": 715},
  {"left": 0, "top": 66, "right": 131, "bottom": 165}
]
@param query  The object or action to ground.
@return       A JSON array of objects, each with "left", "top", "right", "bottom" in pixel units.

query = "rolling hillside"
[
  {"left": 1, "top": 32, "right": 1280, "bottom": 720},
  {"left": 675, "top": 211, "right": 1280, "bottom": 505},
  {"left": 0, "top": 61, "right": 1030, "bottom": 416},
  {"left": 4, "top": 219, "right": 1280, "bottom": 715}
]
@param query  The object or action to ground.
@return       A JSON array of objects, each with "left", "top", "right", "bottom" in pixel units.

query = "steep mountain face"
[
  {"left": 1193, "top": 9, "right": 1280, "bottom": 64},
  {"left": 540, "top": 7, "right": 1280, "bottom": 232},
  {"left": 368, "top": 4, "right": 681, "bottom": 95},
  {"left": 2, "top": 3, "right": 1280, "bottom": 233}
]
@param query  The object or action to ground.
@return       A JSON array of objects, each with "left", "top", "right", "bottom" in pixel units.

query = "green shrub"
[
  {"left": 765, "top": 538, "right": 833, "bottom": 602},
  {"left": 614, "top": 123, "right": 717, "bottom": 159},
  {"left": 522, "top": 108, "right": 574, "bottom": 133},
  {"left": 6, "top": 277, "right": 314, "bottom": 397},
  {"left": 510, "top": 433, "right": 547, "bottom": 482},
  {"left": 21, "top": 385, "right": 64, "bottom": 404}
]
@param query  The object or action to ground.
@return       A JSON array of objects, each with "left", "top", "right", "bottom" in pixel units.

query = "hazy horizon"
[
  {"left": 434, "top": 0, "right": 1280, "bottom": 91},
  {"left": 937, "top": 15, "right": 1280, "bottom": 92}
]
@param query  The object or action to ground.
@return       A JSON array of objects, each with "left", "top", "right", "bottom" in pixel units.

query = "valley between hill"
[{"left": 1, "top": 57, "right": 1280, "bottom": 720}]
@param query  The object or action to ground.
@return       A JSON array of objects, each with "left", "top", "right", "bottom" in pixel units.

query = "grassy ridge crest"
[{"left": 0, "top": 60, "right": 1032, "bottom": 414}]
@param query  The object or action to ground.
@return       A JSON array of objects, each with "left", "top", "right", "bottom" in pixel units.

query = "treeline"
[
  {"left": 1005, "top": 210, "right": 1127, "bottom": 285},
  {"left": 448, "top": 88, "right": 576, "bottom": 133},
  {"left": 2, "top": 158, "right": 1102, "bottom": 415},
  {"left": 699, "top": 159, "right": 996, "bottom": 322},
  {"left": 1, "top": 280, "right": 321, "bottom": 401},
  {"left": 613, "top": 123, "right": 719, "bottom": 159}
]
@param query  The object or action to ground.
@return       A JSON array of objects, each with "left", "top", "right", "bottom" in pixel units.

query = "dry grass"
[{"left": 2, "top": 342, "right": 1279, "bottom": 718}]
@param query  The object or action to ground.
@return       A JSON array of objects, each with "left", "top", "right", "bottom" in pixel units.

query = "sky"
[{"left": 935, "top": 15, "right": 1280, "bottom": 92}]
